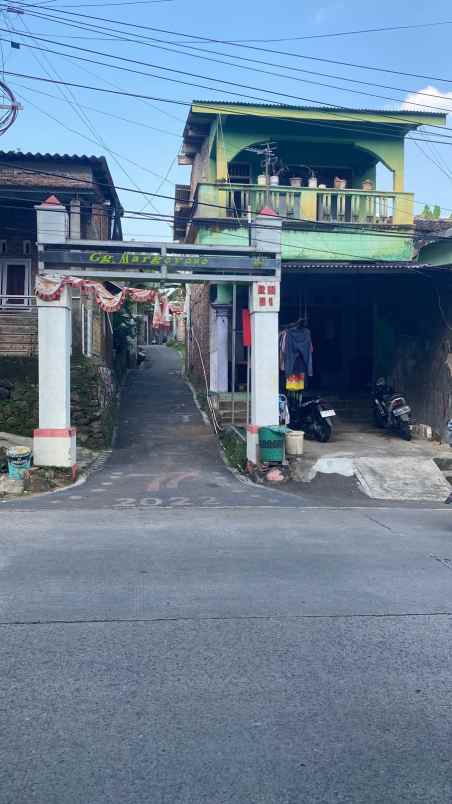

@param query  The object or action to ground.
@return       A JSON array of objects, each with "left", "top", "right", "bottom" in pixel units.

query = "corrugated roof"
[
  {"left": 283, "top": 261, "right": 417, "bottom": 273},
  {"left": 0, "top": 150, "right": 121, "bottom": 207},
  {"left": 191, "top": 101, "right": 443, "bottom": 117},
  {"left": 283, "top": 261, "right": 452, "bottom": 273}
]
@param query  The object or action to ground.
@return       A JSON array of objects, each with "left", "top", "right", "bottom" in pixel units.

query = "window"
[
  {"left": 0, "top": 260, "right": 31, "bottom": 306},
  {"left": 227, "top": 162, "right": 251, "bottom": 184}
]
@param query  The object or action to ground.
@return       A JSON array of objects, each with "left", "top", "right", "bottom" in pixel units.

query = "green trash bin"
[{"left": 258, "top": 425, "right": 286, "bottom": 463}]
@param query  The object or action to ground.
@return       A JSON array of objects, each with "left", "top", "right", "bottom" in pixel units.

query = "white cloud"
[{"left": 402, "top": 86, "right": 452, "bottom": 115}]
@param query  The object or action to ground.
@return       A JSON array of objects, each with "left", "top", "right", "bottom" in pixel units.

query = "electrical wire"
[
  {"left": 9, "top": 0, "right": 452, "bottom": 87},
  {"left": 6, "top": 27, "right": 452, "bottom": 123},
  {"left": 6, "top": 13, "right": 452, "bottom": 127}
]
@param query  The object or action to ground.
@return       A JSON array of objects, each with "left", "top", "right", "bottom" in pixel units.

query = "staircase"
[
  {"left": 211, "top": 392, "right": 248, "bottom": 426},
  {"left": 0, "top": 309, "right": 38, "bottom": 356}
]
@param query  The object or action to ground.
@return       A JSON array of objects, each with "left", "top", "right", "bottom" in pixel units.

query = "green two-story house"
[{"left": 176, "top": 101, "right": 452, "bottom": 439}]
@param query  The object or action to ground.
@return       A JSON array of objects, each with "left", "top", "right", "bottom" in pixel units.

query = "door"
[{"left": 1, "top": 262, "right": 31, "bottom": 306}]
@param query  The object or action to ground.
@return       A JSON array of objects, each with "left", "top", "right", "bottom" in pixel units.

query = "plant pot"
[
  {"left": 334, "top": 177, "right": 347, "bottom": 190},
  {"left": 257, "top": 174, "right": 267, "bottom": 186},
  {"left": 362, "top": 179, "right": 374, "bottom": 192},
  {"left": 269, "top": 175, "right": 279, "bottom": 186},
  {"left": 308, "top": 176, "right": 318, "bottom": 188},
  {"left": 290, "top": 177, "right": 302, "bottom": 188}
]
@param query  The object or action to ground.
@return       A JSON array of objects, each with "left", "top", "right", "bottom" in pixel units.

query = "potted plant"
[
  {"left": 334, "top": 177, "right": 347, "bottom": 190},
  {"left": 257, "top": 174, "right": 267, "bottom": 186},
  {"left": 290, "top": 176, "right": 303, "bottom": 188},
  {"left": 362, "top": 178, "right": 374, "bottom": 192}
]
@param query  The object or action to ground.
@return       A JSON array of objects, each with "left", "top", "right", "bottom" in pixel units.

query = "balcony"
[{"left": 193, "top": 183, "right": 414, "bottom": 227}]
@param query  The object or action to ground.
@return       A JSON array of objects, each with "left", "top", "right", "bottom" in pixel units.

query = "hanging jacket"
[{"left": 285, "top": 327, "right": 313, "bottom": 378}]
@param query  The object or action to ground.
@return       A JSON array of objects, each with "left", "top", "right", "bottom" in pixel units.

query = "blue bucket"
[{"left": 6, "top": 446, "right": 32, "bottom": 480}]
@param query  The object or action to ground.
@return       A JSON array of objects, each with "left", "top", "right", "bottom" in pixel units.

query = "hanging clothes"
[{"left": 282, "top": 326, "right": 313, "bottom": 378}]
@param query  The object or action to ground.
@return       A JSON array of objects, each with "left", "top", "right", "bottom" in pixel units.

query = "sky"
[{"left": 0, "top": 0, "right": 452, "bottom": 239}]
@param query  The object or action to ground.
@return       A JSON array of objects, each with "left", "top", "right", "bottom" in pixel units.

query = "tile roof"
[{"left": 0, "top": 150, "right": 120, "bottom": 207}]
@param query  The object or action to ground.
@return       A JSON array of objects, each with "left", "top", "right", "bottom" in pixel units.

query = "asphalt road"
[{"left": 1, "top": 347, "right": 452, "bottom": 803}]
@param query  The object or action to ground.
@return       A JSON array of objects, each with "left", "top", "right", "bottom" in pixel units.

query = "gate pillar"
[
  {"left": 33, "top": 285, "right": 76, "bottom": 473},
  {"left": 247, "top": 209, "right": 281, "bottom": 465},
  {"left": 246, "top": 281, "right": 280, "bottom": 464},
  {"left": 33, "top": 196, "right": 76, "bottom": 474}
]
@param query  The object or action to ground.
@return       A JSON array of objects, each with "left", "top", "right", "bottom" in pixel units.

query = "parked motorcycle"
[
  {"left": 287, "top": 395, "right": 336, "bottom": 443},
  {"left": 372, "top": 378, "right": 412, "bottom": 441}
]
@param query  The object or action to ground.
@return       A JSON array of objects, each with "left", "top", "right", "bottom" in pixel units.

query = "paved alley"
[{"left": 1, "top": 346, "right": 452, "bottom": 804}]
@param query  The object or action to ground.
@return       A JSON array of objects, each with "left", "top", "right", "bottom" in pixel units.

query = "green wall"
[{"left": 195, "top": 224, "right": 413, "bottom": 262}]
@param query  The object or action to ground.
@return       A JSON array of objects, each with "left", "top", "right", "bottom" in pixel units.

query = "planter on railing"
[{"left": 194, "top": 183, "right": 414, "bottom": 226}]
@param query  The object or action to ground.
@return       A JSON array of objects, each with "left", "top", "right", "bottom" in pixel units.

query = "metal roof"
[
  {"left": 282, "top": 261, "right": 442, "bottom": 274},
  {"left": 191, "top": 101, "right": 443, "bottom": 117},
  {"left": 0, "top": 150, "right": 121, "bottom": 208}
]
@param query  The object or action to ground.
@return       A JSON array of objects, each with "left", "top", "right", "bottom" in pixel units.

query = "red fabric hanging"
[{"left": 242, "top": 309, "right": 251, "bottom": 347}]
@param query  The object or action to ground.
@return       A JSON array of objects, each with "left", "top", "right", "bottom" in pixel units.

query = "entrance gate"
[{"left": 34, "top": 199, "right": 282, "bottom": 471}]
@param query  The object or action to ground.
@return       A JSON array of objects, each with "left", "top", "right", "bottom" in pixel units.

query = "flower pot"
[
  {"left": 257, "top": 174, "right": 267, "bottom": 186},
  {"left": 290, "top": 177, "right": 302, "bottom": 188},
  {"left": 334, "top": 177, "right": 347, "bottom": 190},
  {"left": 362, "top": 179, "right": 374, "bottom": 192},
  {"left": 269, "top": 175, "right": 279, "bottom": 186},
  {"left": 308, "top": 176, "right": 318, "bottom": 188}
]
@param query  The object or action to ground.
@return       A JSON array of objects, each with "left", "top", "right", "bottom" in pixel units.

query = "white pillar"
[
  {"left": 246, "top": 282, "right": 280, "bottom": 464},
  {"left": 209, "top": 303, "right": 230, "bottom": 392},
  {"left": 33, "top": 197, "right": 76, "bottom": 474},
  {"left": 247, "top": 208, "right": 282, "bottom": 464}
]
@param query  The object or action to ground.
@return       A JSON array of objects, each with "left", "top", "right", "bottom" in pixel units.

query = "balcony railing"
[{"left": 193, "top": 183, "right": 414, "bottom": 227}]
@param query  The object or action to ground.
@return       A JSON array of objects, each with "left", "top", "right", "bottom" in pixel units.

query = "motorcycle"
[
  {"left": 286, "top": 393, "right": 336, "bottom": 443},
  {"left": 372, "top": 378, "right": 412, "bottom": 441}
]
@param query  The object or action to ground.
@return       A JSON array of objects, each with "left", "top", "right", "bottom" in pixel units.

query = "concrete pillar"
[
  {"left": 246, "top": 283, "right": 280, "bottom": 464},
  {"left": 35, "top": 195, "right": 68, "bottom": 244},
  {"left": 33, "top": 285, "right": 76, "bottom": 473},
  {"left": 247, "top": 209, "right": 282, "bottom": 464},
  {"left": 70, "top": 198, "right": 81, "bottom": 239},
  {"left": 210, "top": 303, "right": 231, "bottom": 392},
  {"left": 33, "top": 196, "right": 76, "bottom": 474}
]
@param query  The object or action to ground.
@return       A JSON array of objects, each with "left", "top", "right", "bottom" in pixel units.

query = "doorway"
[{"left": 0, "top": 260, "right": 31, "bottom": 306}]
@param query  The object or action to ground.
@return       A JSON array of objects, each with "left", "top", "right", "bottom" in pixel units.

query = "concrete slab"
[
  {"left": 289, "top": 422, "right": 452, "bottom": 501},
  {"left": 354, "top": 457, "right": 451, "bottom": 502}
]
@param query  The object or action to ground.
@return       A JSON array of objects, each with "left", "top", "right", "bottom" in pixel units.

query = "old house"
[
  {"left": 175, "top": 101, "right": 452, "bottom": 439},
  {"left": 0, "top": 151, "right": 124, "bottom": 446}
]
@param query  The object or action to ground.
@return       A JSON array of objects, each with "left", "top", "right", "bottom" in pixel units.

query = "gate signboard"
[{"left": 39, "top": 240, "right": 280, "bottom": 283}]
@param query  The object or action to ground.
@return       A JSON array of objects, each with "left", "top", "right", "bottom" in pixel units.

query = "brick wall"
[
  {"left": 188, "top": 283, "right": 210, "bottom": 387},
  {"left": 0, "top": 161, "right": 93, "bottom": 190}
]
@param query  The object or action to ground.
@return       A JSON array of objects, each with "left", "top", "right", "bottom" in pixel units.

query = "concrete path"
[
  {"left": 2, "top": 346, "right": 452, "bottom": 802},
  {"left": 1, "top": 345, "right": 449, "bottom": 511}
]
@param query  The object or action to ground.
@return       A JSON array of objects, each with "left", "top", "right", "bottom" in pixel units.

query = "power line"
[
  {"left": 204, "top": 19, "right": 452, "bottom": 44},
  {"left": 8, "top": 5, "right": 452, "bottom": 118},
  {"left": 6, "top": 27, "right": 452, "bottom": 122},
  {"left": 11, "top": 79, "right": 181, "bottom": 136},
  {"left": 9, "top": 0, "right": 452, "bottom": 86},
  {"left": 7, "top": 67, "right": 452, "bottom": 156}
]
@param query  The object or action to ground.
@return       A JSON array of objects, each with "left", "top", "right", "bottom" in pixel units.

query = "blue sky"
[{"left": 1, "top": 0, "right": 452, "bottom": 239}]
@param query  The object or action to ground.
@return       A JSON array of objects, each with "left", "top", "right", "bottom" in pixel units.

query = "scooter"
[
  {"left": 287, "top": 394, "right": 336, "bottom": 443},
  {"left": 372, "top": 378, "right": 412, "bottom": 441}
]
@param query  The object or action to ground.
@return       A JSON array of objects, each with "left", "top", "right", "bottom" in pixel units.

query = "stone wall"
[
  {"left": 0, "top": 356, "right": 119, "bottom": 450},
  {"left": 188, "top": 284, "right": 210, "bottom": 387}
]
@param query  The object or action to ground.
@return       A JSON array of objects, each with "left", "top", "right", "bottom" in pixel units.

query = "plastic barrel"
[
  {"left": 285, "top": 430, "right": 304, "bottom": 457},
  {"left": 6, "top": 446, "right": 32, "bottom": 479},
  {"left": 258, "top": 426, "right": 286, "bottom": 463}
]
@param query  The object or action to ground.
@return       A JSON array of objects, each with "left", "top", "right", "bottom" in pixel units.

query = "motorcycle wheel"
[
  {"left": 373, "top": 407, "right": 385, "bottom": 428},
  {"left": 313, "top": 418, "right": 332, "bottom": 443},
  {"left": 399, "top": 421, "right": 412, "bottom": 441}
]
